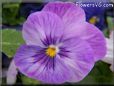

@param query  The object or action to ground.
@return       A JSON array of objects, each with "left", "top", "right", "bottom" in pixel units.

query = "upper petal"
[
  {"left": 42, "top": 2, "right": 86, "bottom": 25},
  {"left": 63, "top": 22, "right": 107, "bottom": 61},
  {"left": 22, "top": 11, "right": 64, "bottom": 47}
]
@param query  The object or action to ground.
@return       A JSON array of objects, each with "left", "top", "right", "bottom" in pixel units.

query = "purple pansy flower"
[
  {"left": 75, "top": 0, "right": 110, "bottom": 30},
  {"left": 14, "top": 2, "right": 106, "bottom": 84}
]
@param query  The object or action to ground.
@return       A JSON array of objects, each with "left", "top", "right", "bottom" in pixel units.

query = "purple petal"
[
  {"left": 42, "top": 2, "right": 85, "bottom": 25},
  {"left": 14, "top": 45, "right": 71, "bottom": 84},
  {"left": 22, "top": 11, "right": 64, "bottom": 47},
  {"left": 60, "top": 37, "right": 94, "bottom": 82},
  {"left": 14, "top": 45, "right": 44, "bottom": 74},
  {"left": 63, "top": 22, "right": 106, "bottom": 61},
  {"left": 32, "top": 57, "right": 72, "bottom": 84}
]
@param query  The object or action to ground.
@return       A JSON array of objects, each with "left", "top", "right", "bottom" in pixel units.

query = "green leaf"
[
  {"left": 77, "top": 61, "right": 114, "bottom": 85},
  {"left": 103, "top": 28, "right": 110, "bottom": 38},
  {"left": 2, "top": 3, "right": 25, "bottom": 25},
  {"left": 91, "top": 61, "right": 114, "bottom": 84},
  {"left": 107, "top": 17, "right": 114, "bottom": 30},
  {"left": 21, "top": 75, "right": 40, "bottom": 85},
  {"left": 1, "top": 29, "right": 25, "bottom": 58}
]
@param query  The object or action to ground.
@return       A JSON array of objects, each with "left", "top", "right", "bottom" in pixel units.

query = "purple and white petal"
[
  {"left": 14, "top": 45, "right": 70, "bottom": 84},
  {"left": 63, "top": 22, "right": 106, "bottom": 61},
  {"left": 32, "top": 57, "right": 71, "bottom": 84},
  {"left": 59, "top": 37, "right": 94, "bottom": 82},
  {"left": 23, "top": 11, "right": 64, "bottom": 47},
  {"left": 14, "top": 45, "right": 44, "bottom": 76},
  {"left": 42, "top": 2, "right": 85, "bottom": 25}
]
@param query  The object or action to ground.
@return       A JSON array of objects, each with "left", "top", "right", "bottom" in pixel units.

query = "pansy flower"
[
  {"left": 84, "top": 7, "right": 106, "bottom": 30},
  {"left": 14, "top": 2, "right": 106, "bottom": 84},
  {"left": 75, "top": 0, "right": 110, "bottom": 30}
]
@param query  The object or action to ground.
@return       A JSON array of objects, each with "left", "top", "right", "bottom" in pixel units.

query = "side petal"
[
  {"left": 60, "top": 37, "right": 94, "bottom": 82},
  {"left": 42, "top": 2, "right": 85, "bottom": 25},
  {"left": 14, "top": 45, "right": 44, "bottom": 75},
  {"left": 14, "top": 45, "right": 70, "bottom": 84},
  {"left": 23, "top": 11, "right": 64, "bottom": 47},
  {"left": 63, "top": 22, "right": 107, "bottom": 61}
]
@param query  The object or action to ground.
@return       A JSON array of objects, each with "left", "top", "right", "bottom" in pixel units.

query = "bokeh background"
[{"left": 1, "top": 0, "right": 114, "bottom": 85}]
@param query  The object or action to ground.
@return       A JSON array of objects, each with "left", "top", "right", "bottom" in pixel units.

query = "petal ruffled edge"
[
  {"left": 63, "top": 22, "right": 107, "bottom": 61},
  {"left": 59, "top": 37, "right": 94, "bottom": 82},
  {"left": 42, "top": 1, "right": 86, "bottom": 25}
]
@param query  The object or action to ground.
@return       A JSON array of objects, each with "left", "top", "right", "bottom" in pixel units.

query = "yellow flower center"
[
  {"left": 89, "top": 16, "right": 98, "bottom": 24},
  {"left": 46, "top": 46, "right": 56, "bottom": 58}
]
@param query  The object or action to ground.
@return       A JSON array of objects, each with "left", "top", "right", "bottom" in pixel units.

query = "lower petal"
[
  {"left": 60, "top": 37, "right": 94, "bottom": 82},
  {"left": 33, "top": 57, "right": 71, "bottom": 84},
  {"left": 14, "top": 45, "right": 71, "bottom": 84}
]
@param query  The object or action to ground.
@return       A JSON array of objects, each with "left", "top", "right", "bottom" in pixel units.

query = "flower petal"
[
  {"left": 14, "top": 45, "right": 44, "bottom": 74},
  {"left": 60, "top": 37, "right": 94, "bottom": 82},
  {"left": 14, "top": 45, "right": 71, "bottom": 84},
  {"left": 32, "top": 57, "right": 72, "bottom": 84},
  {"left": 42, "top": 2, "right": 85, "bottom": 25},
  {"left": 7, "top": 60, "right": 18, "bottom": 85},
  {"left": 63, "top": 22, "right": 106, "bottom": 61},
  {"left": 110, "top": 65, "right": 114, "bottom": 72},
  {"left": 101, "top": 31, "right": 113, "bottom": 72},
  {"left": 102, "top": 38, "right": 113, "bottom": 65},
  {"left": 23, "top": 11, "right": 64, "bottom": 47}
]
